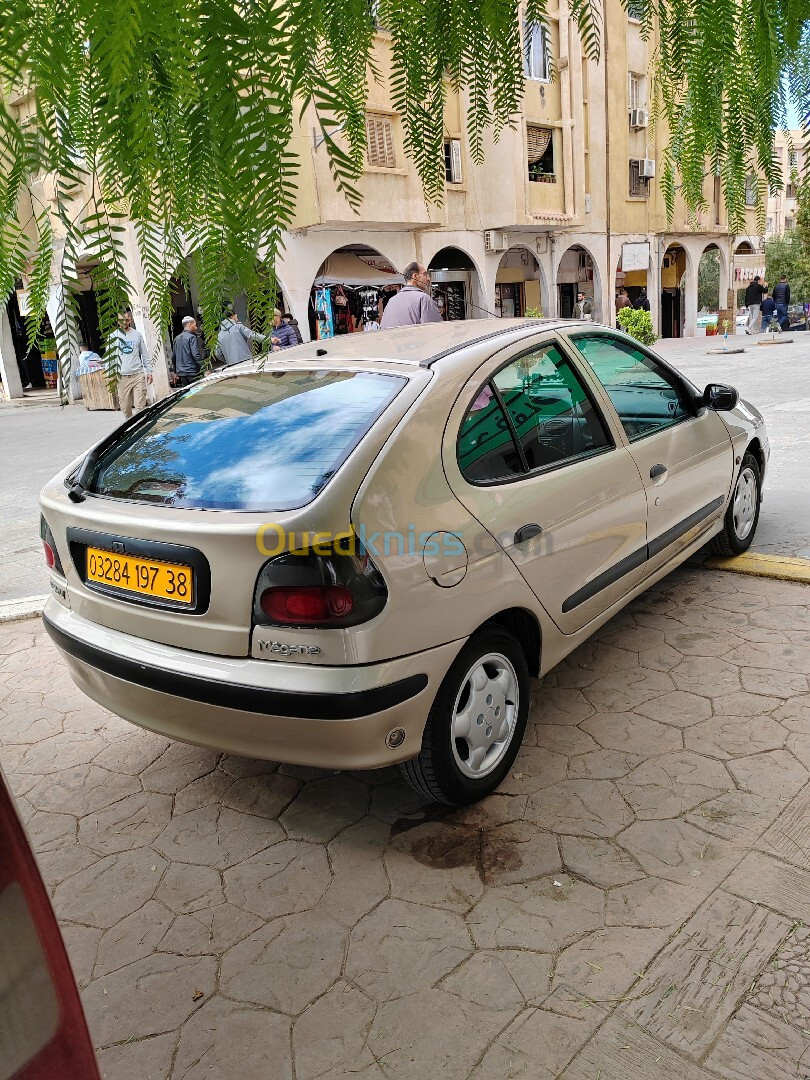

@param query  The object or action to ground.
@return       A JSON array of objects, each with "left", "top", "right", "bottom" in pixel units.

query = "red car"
[{"left": 0, "top": 768, "right": 100, "bottom": 1080}]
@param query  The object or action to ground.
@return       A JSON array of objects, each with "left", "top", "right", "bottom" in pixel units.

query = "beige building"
[
  {"left": 766, "top": 129, "right": 806, "bottom": 237},
  {"left": 0, "top": 0, "right": 765, "bottom": 400}
]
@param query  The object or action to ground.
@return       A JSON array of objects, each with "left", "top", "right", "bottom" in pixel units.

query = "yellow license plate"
[{"left": 86, "top": 547, "right": 194, "bottom": 605}]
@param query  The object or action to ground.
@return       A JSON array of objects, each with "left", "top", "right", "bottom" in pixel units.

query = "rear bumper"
[{"left": 43, "top": 600, "right": 463, "bottom": 769}]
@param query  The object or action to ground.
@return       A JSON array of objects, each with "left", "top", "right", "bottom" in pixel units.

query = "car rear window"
[{"left": 89, "top": 370, "right": 406, "bottom": 511}]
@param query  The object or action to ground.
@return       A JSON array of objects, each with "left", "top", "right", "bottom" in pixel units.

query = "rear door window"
[{"left": 90, "top": 371, "right": 406, "bottom": 511}]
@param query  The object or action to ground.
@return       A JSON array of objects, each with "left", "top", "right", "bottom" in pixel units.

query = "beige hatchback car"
[{"left": 40, "top": 320, "right": 768, "bottom": 804}]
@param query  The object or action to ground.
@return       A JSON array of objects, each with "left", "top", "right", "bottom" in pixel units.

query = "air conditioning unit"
[
  {"left": 630, "top": 107, "right": 649, "bottom": 129},
  {"left": 639, "top": 157, "right": 656, "bottom": 178},
  {"left": 484, "top": 230, "right": 508, "bottom": 252}
]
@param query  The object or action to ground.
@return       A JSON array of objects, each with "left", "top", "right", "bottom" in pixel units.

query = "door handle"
[
  {"left": 514, "top": 523, "right": 543, "bottom": 545},
  {"left": 649, "top": 463, "right": 668, "bottom": 479}
]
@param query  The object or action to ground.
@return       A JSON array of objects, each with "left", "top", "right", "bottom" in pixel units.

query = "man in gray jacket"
[
  {"left": 172, "top": 315, "right": 204, "bottom": 385},
  {"left": 215, "top": 307, "right": 267, "bottom": 365},
  {"left": 110, "top": 311, "right": 152, "bottom": 418},
  {"left": 380, "top": 263, "right": 443, "bottom": 328}
]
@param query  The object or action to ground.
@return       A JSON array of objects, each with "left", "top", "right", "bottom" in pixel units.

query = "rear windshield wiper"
[{"left": 67, "top": 400, "right": 167, "bottom": 503}]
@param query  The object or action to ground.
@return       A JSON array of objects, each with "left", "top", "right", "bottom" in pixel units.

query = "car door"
[
  {"left": 443, "top": 333, "right": 649, "bottom": 635},
  {"left": 565, "top": 331, "right": 734, "bottom": 576}
]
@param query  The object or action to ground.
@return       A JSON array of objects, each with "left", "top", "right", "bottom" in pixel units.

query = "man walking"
[
  {"left": 380, "top": 263, "right": 443, "bottom": 328},
  {"left": 172, "top": 315, "right": 204, "bottom": 385},
  {"left": 573, "top": 291, "right": 594, "bottom": 319},
  {"left": 759, "top": 291, "right": 777, "bottom": 333},
  {"left": 635, "top": 288, "right": 650, "bottom": 311},
  {"left": 215, "top": 306, "right": 266, "bottom": 365},
  {"left": 772, "top": 274, "right": 791, "bottom": 329},
  {"left": 111, "top": 311, "right": 152, "bottom": 418},
  {"left": 744, "top": 275, "right": 768, "bottom": 334}
]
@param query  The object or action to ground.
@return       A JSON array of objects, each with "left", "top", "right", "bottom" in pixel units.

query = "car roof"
[{"left": 276, "top": 318, "right": 581, "bottom": 368}]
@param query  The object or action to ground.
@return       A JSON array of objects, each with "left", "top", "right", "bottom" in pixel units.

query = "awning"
[{"left": 314, "top": 253, "right": 404, "bottom": 287}]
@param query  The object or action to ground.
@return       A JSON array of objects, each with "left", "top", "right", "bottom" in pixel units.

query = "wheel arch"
[
  {"left": 480, "top": 607, "right": 542, "bottom": 677},
  {"left": 745, "top": 437, "right": 766, "bottom": 478}
]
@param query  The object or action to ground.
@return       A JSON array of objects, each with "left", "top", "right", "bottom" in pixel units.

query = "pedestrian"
[
  {"left": 635, "top": 288, "right": 650, "bottom": 312},
  {"left": 76, "top": 342, "right": 103, "bottom": 375},
  {"left": 380, "top": 263, "right": 443, "bottom": 328},
  {"left": 772, "top": 274, "right": 791, "bottom": 329},
  {"left": 283, "top": 312, "right": 303, "bottom": 344},
  {"left": 270, "top": 309, "right": 299, "bottom": 350},
  {"left": 110, "top": 311, "right": 152, "bottom": 418},
  {"left": 759, "top": 291, "right": 777, "bottom": 333},
  {"left": 172, "top": 315, "right": 204, "bottom": 385},
  {"left": 573, "top": 291, "right": 594, "bottom": 319},
  {"left": 215, "top": 305, "right": 266, "bottom": 365},
  {"left": 615, "top": 288, "right": 631, "bottom": 328},
  {"left": 744, "top": 275, "right": 768, "bottom": 334}
]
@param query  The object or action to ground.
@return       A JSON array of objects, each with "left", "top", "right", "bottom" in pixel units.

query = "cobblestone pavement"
[{"left": 2, "top": 567, "right": 810, "bottom": 1079}]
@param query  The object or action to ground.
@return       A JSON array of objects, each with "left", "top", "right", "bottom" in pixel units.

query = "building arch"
[
  {"left": 427, "top": 246, "right": 485, "bottom": 320},
  {"left": 554, "top": 244, "right": 603, "bottom": 322},
  {"left": 660, "top": 241, "right": 695, "bottom": 338},
  {"left": 495, "top": 246, "right": 549, "bottom": 317},
  {"left": 308, "top": 243, "right": 403, "bottom": 339}
]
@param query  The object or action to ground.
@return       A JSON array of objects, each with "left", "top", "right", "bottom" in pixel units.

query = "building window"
[
  {"left": 523, "top": 21, "right": 550, "bottom": 82},
  {"left": 766, "top": 217, "right": 773, "bottom": 233},
  {"left": 627, "top": 73, "right": 646, "bottom": 111},
  {"left": 627, "top": 0, "right": 645, "bottom": 19},
  {"left": 744, "top": 175, "right": 758, "bottom": 206},
  {"left": 786, "top": 182, "right": 796, "bottom": 199},
  {"left": 789, "top": 150, "right": 798, "bottom": 171},
  {"left": 444, "top": 139, "right": 463, "bottom": 184},
  {"left": 365, "top": 113, "right": 396, "bottom": 169},
  {"left": 629, "top": 159, "right": 650, "bottom": 198},
  {"left": 785, "top": 217, "right": 794, "bottom": 230},
  {"left": 527, "top": 126, "right": 555, "bottom": 183}
]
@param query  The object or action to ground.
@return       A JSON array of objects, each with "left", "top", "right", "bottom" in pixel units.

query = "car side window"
[
  {"left": 570, "top": 333, "right": 694, "bottom": 441},
  {"left": 458, "top": 341, "right": 612, "bottom": 483}
]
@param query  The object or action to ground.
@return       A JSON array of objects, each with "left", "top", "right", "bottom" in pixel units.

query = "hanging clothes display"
[{"left": 314, "top": 287, "right": 334, "bottom": 339}]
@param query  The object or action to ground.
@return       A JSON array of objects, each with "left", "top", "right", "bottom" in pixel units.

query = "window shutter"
[
  {"left": 450, "top": 139, "right": 463, "bottom": 183},
  {"left": 366, "top": 114, "right": 395, "bottom": 169},
  {"left": 526, "top": 126, "right": 552, "bottom": 164}
]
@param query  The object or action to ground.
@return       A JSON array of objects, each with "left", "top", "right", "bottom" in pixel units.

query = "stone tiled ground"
[{"left": 2, "top": 566, "right": 810, "bottom": 1079}]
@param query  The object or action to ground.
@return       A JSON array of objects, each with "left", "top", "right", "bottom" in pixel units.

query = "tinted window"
[
  {"left": 458, "top": 342, "right": 611, "bottom": 482},
  {"left": 90, "top": 371, "right": 405, "bottom": 510},
  {"left": 570, "top": 334, "right": 693, "bottom": 440}
]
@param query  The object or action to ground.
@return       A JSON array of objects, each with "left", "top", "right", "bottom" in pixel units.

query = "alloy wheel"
[
  {"left": 450, "top": 652, "right": 519, "bottom": 779},
  {"left": 732, "top": 466, "right": 757, "bottom": 541}
]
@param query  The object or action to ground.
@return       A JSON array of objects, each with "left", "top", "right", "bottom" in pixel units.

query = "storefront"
[
  {"left": 309, "top": 247, "right": 403, "bottom": 340},
  {"left": 428, "top": 247, "right": 480, "bottom": 320}
]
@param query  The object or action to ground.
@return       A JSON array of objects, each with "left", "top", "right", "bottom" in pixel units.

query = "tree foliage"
[
  {"left": 1, "top": 0, "right": 809, "bottom": 398},
  {"left": 617, "top": 306, "right": 657, "bottom": 345},
  {"left": 698, "top": 249, "right": 720, "bottom": 311}
]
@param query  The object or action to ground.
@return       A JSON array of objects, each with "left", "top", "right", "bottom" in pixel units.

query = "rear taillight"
[
  {"left": 253, "top": 549, "right": 386, "bottom": 629},
  {"left": 39, "top": 516, "right": 65, "bottom": 576}
]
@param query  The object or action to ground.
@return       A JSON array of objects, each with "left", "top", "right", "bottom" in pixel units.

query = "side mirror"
[{"left": 704, "top": 383, "right": 739, "bottom": 412}]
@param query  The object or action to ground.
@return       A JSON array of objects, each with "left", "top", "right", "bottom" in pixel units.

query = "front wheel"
[
  {"left": 399, "top": 627, "right": 529, "bottom": 805},
  {"left": 710, "top": 451, "right": 762, "bottom": 556}
]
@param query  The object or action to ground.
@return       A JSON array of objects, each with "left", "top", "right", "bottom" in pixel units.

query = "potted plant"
[{"left": 616, "top": 307, "right": 657, "bottom": 346}]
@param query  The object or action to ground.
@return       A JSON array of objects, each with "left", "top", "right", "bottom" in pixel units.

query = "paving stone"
[
  {"left": 385, "top": 822, "right": 484, "bottom": 911},
  {"left": 494, "top": 950, "right": 554, "bottom": 1005},
  {"left": 560, "top": 1013, "right": 715, "bottom": 1080},
  {"left": 495, "top": 745, "right": 568, "bottom": 794},
  {"left": 471, "top": 986, "right": 608, "bottom": 1079},
  {"left": 140, "top": 742, "right": 219, "bottom": 793},
  {"left": 84, "top": 952, "right": 217, "bottom": 1045},
  {"left": 467, "top": 874, "right": 604, "bottom": 952},
  {"left": 622, "top": 890, "right": 788, "bottom": 1058},
  {"left": 712, "top": 690, "right": 784, "bottom": 716},
  {"left": 748, "top": 924, "right": 810, "bottom": 1027},
  {"left": 704, "top": 1003, "right": 810, "bottom": 1080},
  {"left": 367, "top": 778, "right": 433, "bottom": 824},
  {"left": 61, "top": 922, "right": 104, "bottom": 988},
  {"left": 97, "top": 1033, "right": 177, "bottom": 1080},
  {"left": 664, "top": 627, "right": 737, "bottom": 657},
  {"left": 220, "top": 911, "right": 345, "bottom": 1014},
  {"left": 726, "top": 641, "right": 810, "bottom": 676},
  {"left": 565, "top": 748, "right": 646, "bottom": 779},
  {"left": 155, "top": 861, "right": 224, "bottom": 915},
  {"left": 171, "top": 996, "right": 292, "bottom": 1080},
  {"left": 158, "top": 902, "right": 262, "bottom": 956},
  {"left": 533, "top": 724, "right": 600, "bottom": 756},
  {"left": 617, "top": 751, "right": 731, "bottom": 819},
  {"left": 327, "top": 814, "right": 391, "bottom": 869},
  {"left": 606, "top": 876, "right": 703, "bottom": 930},
  {"left": 617, "top": 818, "right": 744, "bottom": 887},
  {"left": 292, "top": 980, "right": 377, "bottom": 1080},
  {"left": 758, "top": 784, "right": 810, "bottom": 869},
  {"left": 774, "top": 695, "right": 810, "bottom": 727},
  {"left": 685, "top": 789, "right": 781, "bottom": 846},
  {"left": 53, "top": 848, "right": 167, "bottom": 928},
  {"left": 561, "top": 836, "right": 645, "bottom": 888},
  {"left": 582, "top": 712, "right": 683, "bottom": 757},
  {"left": 583, "top": 670, "right": 676, "bottom": 713},
  {"left": 90, "top": 730, "right": 171, "bottom": 775},
  {"left": 16, "top": 730, "right": 105, "bottom": 773},
  {"left": 154, "top": 805, "right": 282, "bottom": 869},
  {"left": 533, "top": 685, "right": 595, "bottom": 725},
  {"left": 316, "top": 859, "right": 389, "bottom": 928},
  {"left": 727, "top": 749, "right": 808, "bottom": 798},
  {"left": 442, "top": 951, "right": 527, "bottom": 1011},
  {"left": 345, "top": 898, "right": 470, "bottom": 1002},
  {"left": 369, "top": 988, "right": 517, "bottom": 1080},
  {"left": 671, "top": 655, "right": 742, "bottom": 696},
  {"left": 553, "top": 925, "right": 670, "bottom": 1003},
  {"left": 25, "top": 763, "right": 141, "bottom": 816},
  {"left": 217, "top": 754, "right": 280, "bottom": 778},
  {"left": 223, "top": 839, "right": 331, "bottom": 919},
  {"left": 527, "top": 779, "right": 634, "bottom": 837},
  {"left": 220, "top": 772, "right": 302, "bottom": 819},
  {"left": 279, "top": 774, "right": 369, "bottom": 843},
  {"left": 94, "top": 900, "right": 174, "bottom": 977},
  {"left": 78, "top": 792, "right": 174, "bottom": 855},
  {"left": 685, "top": 715, "right": 787, "bottom": 759},
  {"left": 637, "top": 641, "right": 684, "bottom": 672},
  {"left": 724, "top": 850, "right": 810, "bottom": 922},
  {"left": 172, "top": 771, "right": 237, "bottom": 815}
]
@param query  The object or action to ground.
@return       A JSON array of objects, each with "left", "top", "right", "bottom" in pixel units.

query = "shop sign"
[{"left": 621, "top": 243, "right": 650, "bottom": 272}]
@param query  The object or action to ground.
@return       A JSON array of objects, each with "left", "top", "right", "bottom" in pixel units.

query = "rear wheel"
[
  {"left": 399, "top": 627, "right": 529, "bottom": 805},
  {"left": 710, "top": 451, "right": 761, "bottom": 556}
]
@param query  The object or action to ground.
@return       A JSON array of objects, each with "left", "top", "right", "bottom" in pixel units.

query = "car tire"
[
  {"left": 710, "top": 451, "right": 762, "bottom": 557},
  {"left": 399, "top": 627, "right": 529, "bottom": 805}
]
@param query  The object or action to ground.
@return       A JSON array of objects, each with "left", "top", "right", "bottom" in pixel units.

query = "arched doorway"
[
  {"left": 614, "top": 243, "right": 650, "bottom": 319},
  {"left": 697, "top": 244, "right": 723, "bottom": 330},
  {"left": 732, "top": 240, "right": 763, "bottom": 312},
  {"left": 660, "top": 243, "right": 688, "bottom": 337},
  {"left": 556, "top": 245, "right": 601, "bottom": 321},
  {"left": 428, "top": 247, "right": 482, "bottom": 320},
  {"left": 310, "top": 244, "right": 402, "bottom": 339},
  {"left": 495, "top": 247, "right": 546, "bottom": 317}
]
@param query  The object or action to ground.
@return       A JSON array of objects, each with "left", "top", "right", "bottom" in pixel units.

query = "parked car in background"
[
  {"left": 0, "top": 768, "right": 100, "bottom": 1079},
  {"left": 39, "top": 320, "right": 768, "bottom": 804}
]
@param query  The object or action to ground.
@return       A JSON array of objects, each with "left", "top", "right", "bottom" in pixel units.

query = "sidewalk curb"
[
  {"left": 0, "top": 596, "right": 47, "bottom": 624},
  {"left": 703, "top": 552, "right": 810, "bottom": 584}
]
